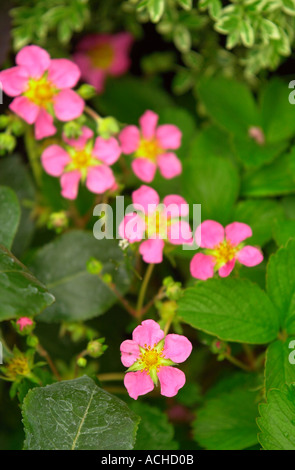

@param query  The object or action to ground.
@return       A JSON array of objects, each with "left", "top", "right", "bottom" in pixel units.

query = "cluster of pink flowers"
[
  {"left": 190, "top": 220, "right": 263, "bottom": 280},
  {"left": 119, "top": 110, "right": 182, "bottom": 183},
  {"left": 41, "top": 126, "right": 121, "bottom": 199},
  {"left": 73, "top": 32, "right": 133, "bottom": 93},
  {"left": 119, "top": 185, "right": 193, "bottom": 263},
  {"left": 120, "top": 320, "right": 192, "bottom": 400},
  {"left": 0, "top": 45, "right": 84, "bottom": 140}
]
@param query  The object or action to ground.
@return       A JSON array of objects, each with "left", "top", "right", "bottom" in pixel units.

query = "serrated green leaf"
[
  {"left": 0, "top": 245, "right": 55, "bottom": 321},
  {"left": 265, "top": 339, "right": 295, "bottom": 392},
  {"left": 28, "top": 231, "right": 133, "bottom": 323},
  {"left": 258, "top": 385, "right": 295, "bottom": 450},
  {"left": 0, "top": 186, "right": 20, "bottom": 249},
  {"left": 178, "top": 278, "right": 279, "bottom": 344},
  {"left": 273, "top": 219, "right": 295, "bottom": 247},
  {"left": 22, "top": 376, "right": 140, "bottom": 450}
]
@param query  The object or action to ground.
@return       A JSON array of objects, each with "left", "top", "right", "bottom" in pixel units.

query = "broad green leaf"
[
  {"left": 28, "top": 231, "right": 133, "bottom": 323},
  {"left": 232, "top": 199, "right": 284, "bottom": 246},
  {"left": 241, "top": 153, "right": 295, "bottom": 197},
  {"left": 258, "top": 385, "right": 295, "bottom": 450},
  {"left": 178, "top": 278, "right": 279, "bottom": 343},
  {"left": 0, "top": 186, "right": 20, "bottom": 249},
  {"left": 0, "top": 245, "right": 55, "bottom": 321},
  {"left": 95, "top": 77, "right": 174, "bottom": 124},
  {"left": 266, "top": 239, "right": 295, "bottom": 331},
  {"left": 181, "top": 153, "right": 239, "bottom": 224},
  {"left": 260, "top": 78, "right": 295, "bottom": 143},
  {"left": 0, "top": 154, "right": 35, "bottom": 257},
  {"left": 22, "top": 376, "right": 140, "bottom": 450},
  {"left": 265, "top": 339, "right": 295, "bottom": 392},
  {"left": 197, "top": 76, "right": 258, "bottom": 137},
  {"left": 273, "top": 219, "right": 295, "bottom": 247},
  {"left": 131, "top": 402, "right": 178, "bottom": 450},
  {"left": 187, "top": 126, "right": 233, "bottom": 159},
  {"left": 193, "top": 387, "right": 259, "bottom": 449},
  {"left": 232, "top": 134, "right": 287, "bottom": 169}
]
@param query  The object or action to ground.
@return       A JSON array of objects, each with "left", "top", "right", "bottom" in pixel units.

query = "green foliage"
[
  {"left": 265, "top": 339, "right": 295, "bottom": 392},
  {"left": 0, "top": 186, "right": 20, "bottom": 249},
  {"left": 258, "top": 384, "right": 295, "bottom": 450},
  {"left": 22, "top": 376, "right": 140, "bottom": 450}
]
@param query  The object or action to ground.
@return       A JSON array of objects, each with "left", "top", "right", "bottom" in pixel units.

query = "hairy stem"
[{"left": 136, "top": 263, "right": 155, "bottom": 319}]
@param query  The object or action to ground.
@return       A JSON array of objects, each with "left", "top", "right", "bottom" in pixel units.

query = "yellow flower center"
[
  {"left": 138, "top": 344, "right": 164, "bottom": 374},
  {"left": 136, "top": 138, "right": 163, "bottom": 162},
  {"left": 72, "top": 150, "right": 92, "bottom": 170},
  {"left": 145, "top": 209, "right": 171, "bottom": 239},
  {"left": 25, "top": 77, "right": 56, "bottom": 107},
  {"left": 6, "top": 357, "right": 30, "bottom": 380},
  {"left": 88, "top": 43, "right": 114, "bottom": 69},
  {"left": 213, "top": 240, "right": 238, "bottom": 266}
]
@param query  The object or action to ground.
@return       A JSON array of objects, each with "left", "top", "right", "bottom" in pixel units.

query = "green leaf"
[
  {"left": 273, "top": 219, "right": 295, "bottom": 247},
  {"left": 178, "top": 278, "right": 279, "bottom": 343},
  {"left": 232, "top": 199, "right": 284, "bottom": 246},
  {"left": 0, "top": 245, "right": 55, "bottom": 321},
  {"left": 241, "top": 153, "right": 295, "bottom": 197},
  {"left": 131, "top": 402, "right": 178, "bottom": 450},
  {"left": 28, "top": 231, "right": 133, "bottom": 323},
  {"left": 177, "top": 0, "right": 192, "bottom": 10},
  {"left": 22, "top": 376, "right": 140, "bottom": 450},
  {"left": 197, "top": 76, "right": 258, "bottom": 137},
  {"left": 0, "top": 186, "right": 20, "bottom": 249},
  {"left": 240, "top": 18, "right": 255, "bottom": 47},
  {"left": 265, "top": 339, "right": 295, "bottom": 392},
  {"left": 193, "top": 387, "right": 259, "bottom": 449},
  {"left": 266, "top": 239, "right": 295, "bottom": 331},
  {"left": 232, "top": 133, "right": 287, "bottom": 169},
  {"left": 258, "top": 385, "right": 295, "bottom": 450},
  {"left": 260, "top": 18, "right": 280, "bottom": 40},
  {"left": 173, "top": 25, "right": 191, "bottom": 53},
  {"left": 148, "top": 0, "right": 165, "bottom": 22},
  {"left": 282, "top": 0, "right": 295, "bottom": 16},
  {"left": 95, "top": 77, "right": 174, "bottom": 124},
  {"left": 260, "top": 78, "right": 295, "bottom": 143},
  {"left": 181, "top": 153, "right": 240, "bottom": 224}
]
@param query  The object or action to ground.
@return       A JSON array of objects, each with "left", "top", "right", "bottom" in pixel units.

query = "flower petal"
[
  {"left": 132, "top": 319, "right": 165, "bottom": 348},
  {"left": 109, "top": 32, "right": 133, "bottom": 76},
  {"left": 139, "top": 238, "right": 165, "bottom": 264},
  {"left": 41, "top": 145, "right": 70, "bottom": 177},
  {"left": 93, "top": 136, "right": 121, "bottom": 165},
  {"left": 119, "top": 213, "right": 145, "bottom": 243},
  {"left": 190, "top": 253, "right": 215, "bottom": 280},
  {"left": 237, "top": 246, "right": 263, "bottom": 267},
  {"left": 0, "top": 66, "right": 28, "bottom": 96},
  {"left": 168, "top": 221, "right": 193, "bottom": 245},
  {"left": 158, "top": 152, "right": 182, "bottom": 179},
  {"left": 34, "top": 109, "right": 57, "bottom": 140},
  {"left": 156, "top": 124, "right": 182, "bottom": 150},
  {"left": 120, "top": 340, "right": 140, "bottom": 367},
  {"left": 139, "top": 110, "right": 158, "bottom": 139},
  {"left": 219, "top": 258, "right": 236, "bottom": 277},
  {"left": 163, "top": 195, "right": 189, "bottom": 218},
  {"left": 63, "top": 126, "right": 93, "bottom": 149},
  {"left": 132, "top": 185, "right": 159, "bottom": 215},
  {"left": 124, "top": 371, "right": 154, "bottom": 400},
  {"left": 48, "top": 59, "right": 80, "bottom": 88},
  {"left": 60, "top": 170, "right": 81, "bottom": 200},
  {"left": 163, "top": 334, "right": 192, "bottom": 363},
  {"left": 53, "top": 89, "right": 84, "bottom": 121},
  {"left": 225, "top": 222, "right": 252, "bottom": 246},
  {"left": 16, "top": 45, "right": 50, "bottom": 79},
  {"left": 132, "top": 158, "right": 157, "bottom": 183},
  {"left": 86, "top": 165, "right": 115, "bottom": 194},
  {"left": 9, "top": 96, "right": 39, "bottom": 124},
  {"left": 119, "top": 125, "right": 140, "bottom": 154},
  {"left": 158, "top": 366, "right": 186, "bottom": 397},
  {"left": 195, "top": 220, "right": 224, "bottom": 249}
]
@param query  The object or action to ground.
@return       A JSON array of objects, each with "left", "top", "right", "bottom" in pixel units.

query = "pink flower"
[
  {"left": 73, "top": 32, "right": 133, "bottom": 93},
  {"left": 41, "top": 126, "right": 121, "bottom": 199},
  {"left": 120, "top": 319, "right": 192, "bottom": 400},
  {"left": 190, "top": 220, "right": 264, "bottom": 280},
  {"left": 119, "top": 186, "right": 193, "bottom": 264},
  {"left": 119, "top": 110, "right": 182, "bottom": 183},
  {"left": 0, "top": 45, "right": 84, "bottom": 140},
  {"left": 16, "top": 317, "right": 33, "bottom": 332}
]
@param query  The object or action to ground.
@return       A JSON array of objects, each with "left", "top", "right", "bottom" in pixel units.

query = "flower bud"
[
  {"left": 86, "top": 257, "right": 103, "bottom": 275},
  {"left": 98, "top": 117, "right": 120, "bottom": 139},
  {"left": 77, "top": 357, "right": 87, "bottom": 368},
  {"left": 77, "top": 84, "right": 96, "bottom": 100},
  {"left": 47, "top": 211, "right": 69, "bottom": 233},
  {"left": 87, "top": 339, "right": 108, "bottom": 358}
]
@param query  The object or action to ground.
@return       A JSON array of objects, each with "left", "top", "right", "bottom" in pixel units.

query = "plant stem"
[
  {"left": 104, "top": 279, "right": 137, "bottom": 317},
  {"left": 37, "top": 344, "right": 61, "bottom": 381},
  {"left": 97, "top": 372, "right": 125, "bottom": 382},
  {"left": 84, "top": 105, "right": 101, "bottom": 124},
  {"left": 242, "top": 343, "right": 256, "bottom": 368},
  {"left": 224, "top": 353, "right": 252, "bottom": 372},
  {"left": 164, "top": 315, "right": 174, "bottom": 336},
  {"left": 136, "top": 263, "right": 155, "bottom": 319},
  {"left": 24, "top": 126, "right": 42, "bottom": 186}
]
